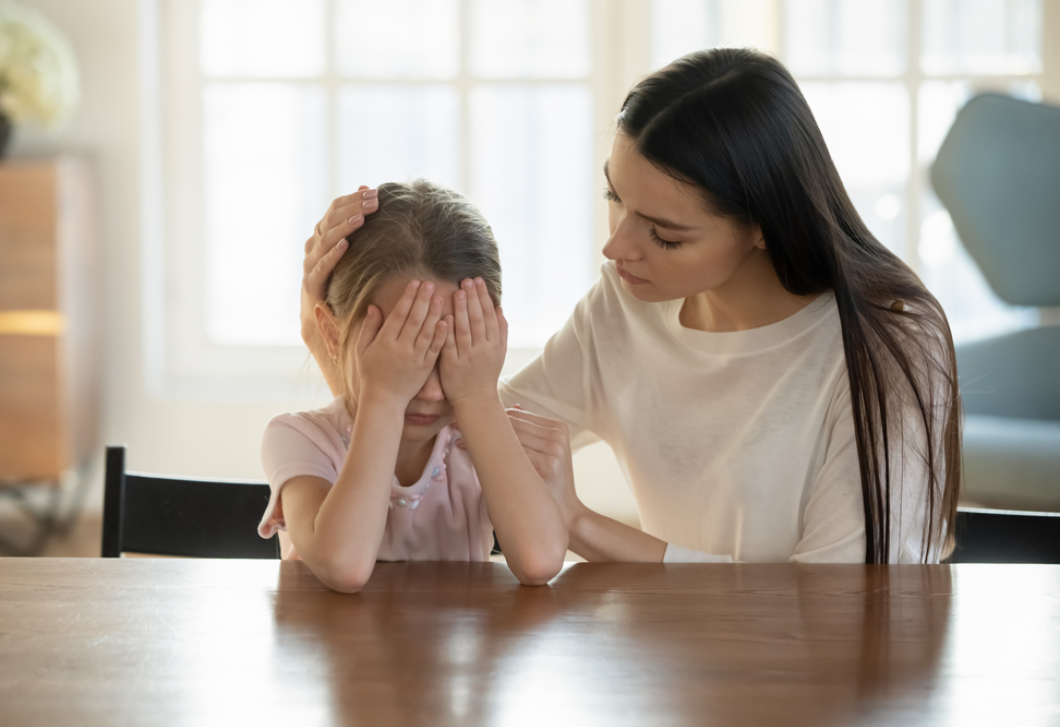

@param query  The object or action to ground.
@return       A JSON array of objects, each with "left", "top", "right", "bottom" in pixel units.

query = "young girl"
[{"left": 257, "top": 181, "right": 568, "bottom": 592}]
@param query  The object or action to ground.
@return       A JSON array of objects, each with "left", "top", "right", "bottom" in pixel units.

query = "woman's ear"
[
  {"left": 315, "top": 302, "right": 340, "bottom": 360},
  {"left": 751, "top": 222, "right": 767, "bottom": 250}
]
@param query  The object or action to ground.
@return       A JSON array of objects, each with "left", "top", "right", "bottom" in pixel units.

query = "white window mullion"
[
  {"left": 325, "top": 0, "right": 338, "bottom": 200},
  {"left": 907, "top": 0, "right": 924, "bottom": 274},
  {"left": 459, "top": 0, "right": 473, "bottom": 195}
]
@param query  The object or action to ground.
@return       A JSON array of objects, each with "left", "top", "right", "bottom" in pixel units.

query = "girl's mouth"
[{"left": 405, "top": 413, "right": 441, "bottom": 426}]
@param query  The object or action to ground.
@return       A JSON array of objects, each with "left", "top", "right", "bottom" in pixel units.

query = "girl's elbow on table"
[
  {"left": 509, "top": 541, "right": 568, "bottom": 586},
  {"left": 310, "top": 552, "right": 377, "bottom": 594}
]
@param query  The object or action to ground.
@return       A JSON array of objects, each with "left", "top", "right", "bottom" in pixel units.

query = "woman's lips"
[
  {"left": 617, "top": 266, "right": 648, "bottom": 285},
  {"left": 405, "top": 413, "right": 441, "bottom": 426}
]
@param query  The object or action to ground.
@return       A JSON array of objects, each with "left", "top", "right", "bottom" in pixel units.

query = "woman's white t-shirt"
[{"left": 500, "top": 262, "right": 932, "bottom": 563}]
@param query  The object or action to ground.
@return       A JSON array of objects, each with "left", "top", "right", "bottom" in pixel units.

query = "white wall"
[{"left": 10, "top": 0, "right": 639, "bottom": 524}]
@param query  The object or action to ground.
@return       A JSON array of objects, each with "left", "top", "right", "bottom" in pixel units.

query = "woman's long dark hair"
[{"left": 618, "top": 48, "right": 960, "bottom": 563}]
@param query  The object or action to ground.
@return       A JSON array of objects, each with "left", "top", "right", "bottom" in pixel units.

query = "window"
[
  {"left": 155, "top": 0, "right": 1053, "bottom": 395},
  {"left": 160, "top": 0, "right": 596, "bottom": 393}
]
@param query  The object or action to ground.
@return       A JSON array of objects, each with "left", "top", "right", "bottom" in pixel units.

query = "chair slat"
[
  {"left": 947, "top": 507, "right": 1060, "bottom": 564},
  {"left": 103, "top": 446, "right": 279, "bottom": 559}
]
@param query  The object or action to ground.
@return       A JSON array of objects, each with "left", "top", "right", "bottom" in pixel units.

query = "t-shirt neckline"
[{"left": 661, "top": 291, "right": 837, "bottom": 356}]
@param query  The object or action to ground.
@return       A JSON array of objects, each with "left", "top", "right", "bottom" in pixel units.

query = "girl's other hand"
[
  {"left": 505, "top": 408, "right": 582, "bottom": 527},
  {"left": 301, "top": 186, "right": 379, "bottom": 347},
  {"left": 440, "top": 278, "right": 507, "bottom": 406},
  {"left": 355, "top": 280, "right": 448, "bottom": 408}
]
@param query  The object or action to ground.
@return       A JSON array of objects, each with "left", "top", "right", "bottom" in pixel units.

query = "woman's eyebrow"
[{"left": 603, "top": 160, "right": 697, "bottom": 232}]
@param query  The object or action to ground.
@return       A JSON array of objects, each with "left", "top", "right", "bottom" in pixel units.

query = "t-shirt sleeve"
[
  {"left": 257, "top": 413, "right": 341, "bottom": 538},
  {"left": 790, "top": 378, "right": 937, "bottom": 564},
  {"left": 500, "top": 276, "right": 604, "bottom": 451},
  {"left": 788, "top": 385, "right": 866, "bottom": 563}
]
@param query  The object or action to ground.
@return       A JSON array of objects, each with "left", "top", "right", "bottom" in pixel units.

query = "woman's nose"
[
  {"left": 416, "top": 367, "right": 445, "bottom": 402},
  {"left": 602, "top": 223, "right": 640, "bottom": 262}
]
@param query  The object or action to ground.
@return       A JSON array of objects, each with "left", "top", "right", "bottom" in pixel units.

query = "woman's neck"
[
  {"left": 394, "top": 435, "right": 437, "bottom": 488},
  {"left": 679, "top": 248, "right": 818, "bottom": 332}
]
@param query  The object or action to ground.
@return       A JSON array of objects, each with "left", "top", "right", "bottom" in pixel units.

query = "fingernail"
[
  {"left": 363, "top": 189, "right": 378, "bottom": 199},
  {"left": 423, "top": 281, "right": 434, "bottom": 293},
  {"left": 475, "top": 277, "right": 484, "bottom": 286},
  {"left": 337, "top": 238, "right": 348, "bottom": 250},
  {"left": 463, "top": 279, "right": 473, "bottom": 289},
  {"left": 349, "top": 214, "right": 363, "bottom": 225},
  {"left": 411, "top": 280, "right": 421, "bottom": 289}
]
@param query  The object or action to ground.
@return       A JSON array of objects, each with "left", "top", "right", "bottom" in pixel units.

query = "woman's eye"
[
  {"left": 650, "top": 227, "right": 681, "bottom": 250},
  {"left": 602, "top": 187, "right": 620, "bottom": 203}
]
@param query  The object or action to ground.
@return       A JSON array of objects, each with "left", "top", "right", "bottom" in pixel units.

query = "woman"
[{"left": 301, "top": 48, "right": 961, "bottom": 564}]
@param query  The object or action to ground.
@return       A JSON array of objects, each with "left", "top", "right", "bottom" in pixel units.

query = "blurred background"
[{"left": 2, "top": 0, "right": 1058, "bottom": 555}]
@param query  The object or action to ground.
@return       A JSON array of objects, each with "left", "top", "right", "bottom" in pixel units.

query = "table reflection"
[{"left": 271, "top": 563, "right": 956, "bottom": 726}]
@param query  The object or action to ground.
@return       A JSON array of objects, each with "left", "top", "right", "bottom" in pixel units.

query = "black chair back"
[
  {"left": 102, "top": 445, "right": 279, "bottom": 559},
  {"left": 947, "top": 507, "right": 1060, "bottom": 564}
]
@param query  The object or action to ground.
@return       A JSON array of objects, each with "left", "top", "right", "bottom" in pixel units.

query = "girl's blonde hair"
[{"left": 325, "top": 180, "right": 502, "bottom": 402}]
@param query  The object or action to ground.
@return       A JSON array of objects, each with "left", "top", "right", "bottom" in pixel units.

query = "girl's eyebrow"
[{"left": 603, "top": 160, "right": 698, "bottom": 233}]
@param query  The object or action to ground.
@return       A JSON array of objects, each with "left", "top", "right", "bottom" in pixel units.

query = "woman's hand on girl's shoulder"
[
  {"left": 439, "top": 278, "right": 508, "bottom": 408},
  {"left": 505, "top": 408, "right": 582, "bottom": 528},
  {"left": 301, "top": 186, "right": 379, "bottom": 346},
  {"left": 356, "top": 280, "right": 448, "bottom": 408}
]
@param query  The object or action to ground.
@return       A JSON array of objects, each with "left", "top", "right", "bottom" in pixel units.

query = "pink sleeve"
[{"left": 257, "top": 413, "right": 343, "bottom": 538}]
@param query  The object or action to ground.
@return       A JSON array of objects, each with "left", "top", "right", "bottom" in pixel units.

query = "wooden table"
[{"left": 2, "top": 560, "right": 1059, "bottom": 726}]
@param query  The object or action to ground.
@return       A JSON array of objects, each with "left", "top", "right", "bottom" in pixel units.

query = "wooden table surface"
[{"left": 2, "top": 559, "right": 1059, "bottom": 727}]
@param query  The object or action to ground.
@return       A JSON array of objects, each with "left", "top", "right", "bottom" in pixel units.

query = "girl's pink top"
[{"left": 258, "top": 396, "right": 493, "bottom": 562}]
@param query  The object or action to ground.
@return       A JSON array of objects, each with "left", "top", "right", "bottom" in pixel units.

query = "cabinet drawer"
[{"left": 0, "top": 336, "right": 61, "bottom": 480}]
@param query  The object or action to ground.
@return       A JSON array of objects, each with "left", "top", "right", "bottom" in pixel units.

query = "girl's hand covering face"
[
  {"left": 354, "top": 280, "right": 448, "bottom": 408},
  {"left": 439, "top": 278, "right": 507, "bottom": 405}
]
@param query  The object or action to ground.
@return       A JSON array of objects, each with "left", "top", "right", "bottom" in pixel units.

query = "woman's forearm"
[
  {"left": 452, "top": 395, "right": 569, "bottom": 584},
  {"left": 568, "top": 506, "right": 668, "bottom": 563}
]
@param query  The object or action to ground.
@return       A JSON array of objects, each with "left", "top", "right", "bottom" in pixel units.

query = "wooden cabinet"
[{"left": 0, "top": 158, "right": 101, "bottom": 481}]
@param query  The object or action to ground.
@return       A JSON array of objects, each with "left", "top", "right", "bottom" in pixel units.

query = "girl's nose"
[{"left": 416, "top": 367, "right": 445, "bottom": 402}]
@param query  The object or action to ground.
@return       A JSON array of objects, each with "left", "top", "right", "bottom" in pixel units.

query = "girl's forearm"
[
  {"left": 310, "top": 397, "right": 405, "bottom": 583},
  {"left": 567, "top": 506, "right": 668, "bottom": 562},
  {"left": 452, "top": 395, "right": 569, "bottom": 584}
]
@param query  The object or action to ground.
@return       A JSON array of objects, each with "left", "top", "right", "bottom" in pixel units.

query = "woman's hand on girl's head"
[
  {"left": 354, "top": 279, "right": 448, "bottom": 409},
  {"left": 439, "top": 278, "right": 508, "bottom": 407},
  {"left": 301, "top": 187, "right": 379, "bottom": 366}
]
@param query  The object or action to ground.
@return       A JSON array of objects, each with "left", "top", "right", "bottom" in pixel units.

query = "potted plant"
[{"left": 0, "top": 2, "right": 79, "bottom": 158}]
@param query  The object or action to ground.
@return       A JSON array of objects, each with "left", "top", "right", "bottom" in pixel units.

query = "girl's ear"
[{"left": 315, "top": 303, "right": 341, "bottom": 360}]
